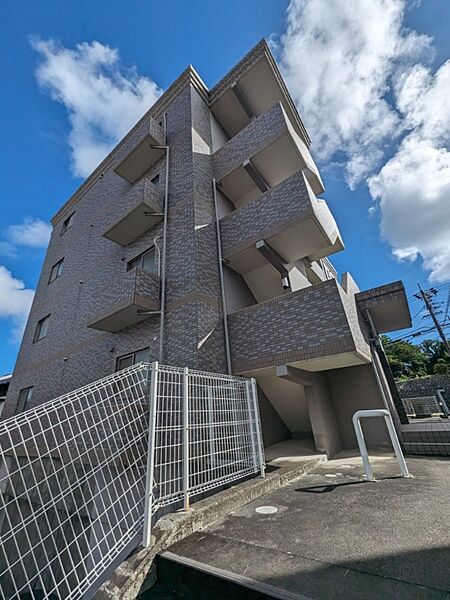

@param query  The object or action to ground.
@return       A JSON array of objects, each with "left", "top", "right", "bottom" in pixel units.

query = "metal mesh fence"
[
  {"left": 402, "top": 396, "right": 445, "bottom": 420},
  {"left": 0, "top": 363, "right": 263, "bottom": 599}
]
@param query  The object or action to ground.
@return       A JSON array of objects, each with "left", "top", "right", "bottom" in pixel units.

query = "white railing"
[
  {"left": 0, "top": 363, "right": 264, "bottom": 600},
  {"left": 352, "top": 409, "right": 409, "bottom": 481}
]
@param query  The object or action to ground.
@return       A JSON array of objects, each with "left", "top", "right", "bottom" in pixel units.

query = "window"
[
  {"left": 34, "top": 315, "right": 50, "bottom": 342},
  {"left": 48, "top": 258, "right": 64, "bottom": 283},
  {"left": 116, "top": 348, "right": 150, "bottom": 371},
  {"left": 151, "top": 173, "right": 160, "bottom": 186},
  {"left": 127, "top": 247, "right": 157, "bottom": 274},
  {"left": 61, "top": 212, "right": 74, "bottom": 235},
  {"left": 17, "top": 386, "right": 33, "bottom": 412}
]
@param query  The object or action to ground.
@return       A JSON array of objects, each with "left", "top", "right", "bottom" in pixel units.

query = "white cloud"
[
  {"left": 7, "top": 217, "right": 51, "bottom": 248},
  {"left": 0, "top": 266, "right": 34, "bottom": 342},
  {"left": 368, "top": 60, "right": 450, "bottom": 282},
  {"left": 0, "top": 217, "right": 51, "bottom": 258},
  {"left": 279, "top": 0, "right": 432, "bottom": 187},
  {"left": 31, "top": 38, "right": 162, "bottom": 178},
  {"left": 279, "top": 0, "right": 450, "bottom": 283}
]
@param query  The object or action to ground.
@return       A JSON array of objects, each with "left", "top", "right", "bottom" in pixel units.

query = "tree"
[
  {"left": 420, "top": 339, "right": 450, "bottom": 374},
  {"left": 381, "top": 336, "right": 427, "bottom": 380}
]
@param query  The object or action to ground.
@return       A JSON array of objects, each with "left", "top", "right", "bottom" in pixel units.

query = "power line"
[{"left": 414, "top": 284, "right": 450, "bottom": 354}]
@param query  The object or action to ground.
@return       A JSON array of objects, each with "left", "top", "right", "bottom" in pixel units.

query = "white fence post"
[
  {"left": 143, "top": 361, "right": 159, "bottom": 548},
  {"left": 251, "top": 378, "right": 265, "bottom": 478},
  {"left": 182, "top": 367, "right": 190, "bottom": 511},
  {"left": 207, "top": 385, "right": 217, "bottom": 470},
  {"left": 352, "top": 409, "right": 410, "bottom": 482},
  {"left": 245, "top": 380, "right": 258, "bottom": 471}
]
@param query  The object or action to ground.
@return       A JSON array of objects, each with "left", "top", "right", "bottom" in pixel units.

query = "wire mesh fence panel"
[
  {"left": 0, "top": 362, "right": 264, "bottom": 599},
  {"left": 402, "top": 396, "right": 444, "bottom": 419},
  {"left": 0, "top": 364, "right": 150, "bottom": 600},
  {"left": 150, "top": 366, "right": 264, "bottom": 512}
]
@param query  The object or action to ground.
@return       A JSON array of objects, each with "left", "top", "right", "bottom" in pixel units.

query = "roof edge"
[{"left": 51, "top": 65, "right": 209, "bottom": 226}]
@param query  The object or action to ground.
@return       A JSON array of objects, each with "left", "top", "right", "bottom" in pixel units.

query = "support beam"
[
  {"left": 231, "top": 82, "right": 255, "bottom": 119},
  {"left": 243, "top": 159, "right": 269, "bottom": 193},
  {"left": 256, "top": 240, "right": 290, "bottom": 289}
]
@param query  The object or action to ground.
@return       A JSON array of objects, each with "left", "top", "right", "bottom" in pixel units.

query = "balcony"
[
  {"left": 212, "top": 102, "right": 324, "bottom": 200},
  {"left": 220, "top": 171, "right": 343, "bottom": 275},
  {"left": 87, "top": 268, "right": 160, "bottom": 333},
  {"left": 209, "top": 39, "right": 310, "bottom": 145},
  {"left": 103, "top": 177, "right": 164, "bottom": 246},
  {"left": 114, "top": 116, "right": 166, "bottom": 184},
  {"left": 356, "top": 281, "right": 411, "bottom": 333},
  {"left": 228, "top": 278, "right": 371, "bottom": 374}
]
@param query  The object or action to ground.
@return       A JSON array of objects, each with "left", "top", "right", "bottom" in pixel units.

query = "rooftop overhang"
[
  {"left": 356, "top": 281, "right": 412, "bottom": 334},
  {"left": 209, "top": 39, "right": 310, "bottom": 146}
]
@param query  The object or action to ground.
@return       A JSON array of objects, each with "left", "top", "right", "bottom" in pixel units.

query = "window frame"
[
  {"left": 33, "top": 314, "right": 51, "bottom": 343},
  {"left": 126, "top": 246, "right": 157, "bottom": 274},
  {"left": 17, "top": 386, "right": 33, "bottom": 412},
  {"left": 61, "top": 212, "right": 75, "bottom": 236},
  {"left": 150, "top": 173, "right": 160, "bottom": 186},
  {"left": 48, "top": 257, "right": 64, "bottom": 284},
  {"left": 115, "top": 347, "right": 150, "bottom": 371}
]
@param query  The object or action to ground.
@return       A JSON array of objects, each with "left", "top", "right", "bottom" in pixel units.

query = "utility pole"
[{"left": 415, "top": 284, "right": 450, "bottom": 354}]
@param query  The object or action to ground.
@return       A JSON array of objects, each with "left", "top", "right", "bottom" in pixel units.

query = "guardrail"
[{"left": 0, "top": 362, "right": 264, "bottom": 599}]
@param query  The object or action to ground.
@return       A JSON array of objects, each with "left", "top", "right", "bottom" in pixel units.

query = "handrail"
[{"left": 352, "top": 409, "right": 410, "bottom": 481}]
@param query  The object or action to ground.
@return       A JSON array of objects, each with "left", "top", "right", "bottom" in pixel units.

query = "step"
[{"left": 149, "top": 551, "right": 310, "bottom": 600}]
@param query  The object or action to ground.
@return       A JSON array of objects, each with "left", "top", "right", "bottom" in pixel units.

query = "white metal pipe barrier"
[
  {"left": 0, "top": 363, "right": 264, "bottom": 599},
  {"left": 352, "top": 409, "right": 410, "bottom": 481}
]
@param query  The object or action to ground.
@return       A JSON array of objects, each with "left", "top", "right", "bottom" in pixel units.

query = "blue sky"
[{"left": 1, "top": 0, "right": 450, "bottom": 374}]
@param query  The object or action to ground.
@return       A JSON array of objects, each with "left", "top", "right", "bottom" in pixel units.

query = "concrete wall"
[
  {"left": 256, "top": 384, "right": 290, "bottom": 448},
  {"left": 223, "top": 265, "right": 256, "bottom": 314},
  {"left": 397, "top": 374, "right": 450, "bottom": 402},
  {"left": 305, "top": 372, "right": 343, "bottom": 457},
  {"left": 256, "top": 371, "right": 311, "bottom": 438},
  {"left": 326, "top": 363, "right": 390, "bottom": 449}
]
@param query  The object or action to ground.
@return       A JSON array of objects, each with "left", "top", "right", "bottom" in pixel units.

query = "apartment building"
[{"left": 3, "top": 40, "right": 412, "bottom": 456}]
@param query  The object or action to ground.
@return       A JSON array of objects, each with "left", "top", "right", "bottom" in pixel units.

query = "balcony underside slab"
[
  {"left": 115, "top": 134, "right": 166, "bottom": 184},
  {"left": 103, "top": 200, "right": 163, "bottom": 246},
  {"left": 356, "top": 281, "right": 411, "bottom": 333}
]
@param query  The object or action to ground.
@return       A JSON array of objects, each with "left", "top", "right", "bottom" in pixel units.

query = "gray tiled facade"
[{"left": 4, "top": 39, "right": 420, "bottom": 460}]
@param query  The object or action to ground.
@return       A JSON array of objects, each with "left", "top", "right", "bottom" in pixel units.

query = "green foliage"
[{"left": 382, "top": 336, "right": 450, "bottom": 379}]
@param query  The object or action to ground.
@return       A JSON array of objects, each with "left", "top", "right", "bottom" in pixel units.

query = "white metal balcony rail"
[{"left": 0, "top": 363, "right": 264, "bottom": 600}]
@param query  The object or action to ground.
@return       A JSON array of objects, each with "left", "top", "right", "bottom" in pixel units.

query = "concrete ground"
[{"left": 162, "top": 453, "right": 450, "bottom": 599}]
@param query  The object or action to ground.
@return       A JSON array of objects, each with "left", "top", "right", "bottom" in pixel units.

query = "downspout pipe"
[
  {"left": 158, "top": 113, "right": 170, "bottom": 363},
  {"left": 213, "top": 179, "right": 232, "bottom": 374}
]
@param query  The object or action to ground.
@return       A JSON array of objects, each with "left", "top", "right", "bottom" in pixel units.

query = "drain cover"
[{"left": 255, "top": 505, "right": 278, "bottom": 514}]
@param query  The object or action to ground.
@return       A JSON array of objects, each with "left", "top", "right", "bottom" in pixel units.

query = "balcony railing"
[
  {"left": 103, "top": 176, "right": 164, "bottom": 246},
  {"left": 87, "top": 268, "right": 160, "bottom": 332},
  {"left": 220, "top": 172, "right": 343, "bottom": 274},
  {"left": 114, "top": 116, "right": 166, "bottom": 184},
  {"left": 228, "top": 278, "right": 370, "bottom": 373}
]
